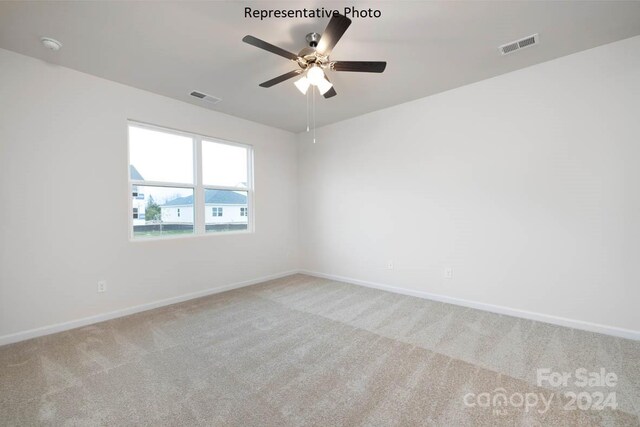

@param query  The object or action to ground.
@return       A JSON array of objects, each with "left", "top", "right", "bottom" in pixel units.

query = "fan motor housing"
[
  {"left": 305, "top": 32, "right": 321, "bottom": 47},
  {"left": 298, "top": 33, "right": 329, "bottom": 69}
]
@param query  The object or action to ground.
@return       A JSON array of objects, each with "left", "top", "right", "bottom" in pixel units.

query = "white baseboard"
[
  {"left": 0, "top": 270, "right": 299, "bottom": 347},
  {"left": 300, "top": 270, "right": 640, "bottom": 341},
  {"left": 4, "top": 269, "right": 637, "bottom": 346}
]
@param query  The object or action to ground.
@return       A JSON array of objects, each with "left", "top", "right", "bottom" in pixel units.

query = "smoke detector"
[
  {"left": 190, "top": 91, "right": 221, "bottom": 105},
  {"left": 41, "top": 37, "right": 62, "bottom": 51},
  {"left": 499, "top": 34, "right": 538, "bottom": 56}
]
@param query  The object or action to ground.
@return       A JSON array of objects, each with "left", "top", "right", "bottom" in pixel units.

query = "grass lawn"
[
  {"left": 133, "top": 224, "right": 248, "bottom": 238},
  {"left": 133, "top": 229, "right": 194, "bottom": 238}
]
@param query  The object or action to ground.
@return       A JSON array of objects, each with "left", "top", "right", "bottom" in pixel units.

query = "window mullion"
[{"left": 194, "top": 135, "right": 204, "bottom": 234}]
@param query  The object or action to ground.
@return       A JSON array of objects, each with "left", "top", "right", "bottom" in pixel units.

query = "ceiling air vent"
[
  {"left": 190, "top": 91, "right": 221, "bottom": 105},
  {"left": 499, "top": 34, "right": 539, "bottom": 55}
]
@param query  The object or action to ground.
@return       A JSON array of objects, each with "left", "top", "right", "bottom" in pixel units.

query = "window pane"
[
  {"left": 129, "top": 126, "right": 193, "bottom": 184},
  {"left": 132, "top": 186, "right": 194, "bottom": 238},
  {"left": 204, "top": 189, "right": 248, "bottom": 233},
  {"left": 202, "top": 140, "right": 247, "bottom": 188}
]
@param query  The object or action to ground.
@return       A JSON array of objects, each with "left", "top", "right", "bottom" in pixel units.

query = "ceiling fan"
[{"left": 242, "top": 14, "right": 386, "bottom": 98}]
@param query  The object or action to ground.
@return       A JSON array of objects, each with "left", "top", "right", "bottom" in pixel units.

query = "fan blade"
[
  {"left": 242, "top": 35, "right": 299, "bottom": 61},
  {"left": 332, "top": 61, "right": 387, "bottom": 73},
  {"left": 323, "top": 86, "right": 337, "bottom": 99},
  {"left": 316, "top": 14, "right": 352, "bottom": 56},
  {"left": 322, "top": 75, "right": 337, "bottom": 98},
  {"left": 259, "top": 70, "right": 302, "bottom": 88}
]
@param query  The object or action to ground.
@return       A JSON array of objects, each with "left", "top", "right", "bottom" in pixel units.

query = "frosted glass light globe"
[
  {"left": 316, "top": 78, "right": 333, "bottom": 95},
  {"left": 294, "top": 76, "right": 310, "bottom": 94},
  {"left": 306, "top": 65, "right": 325, "bottom": 86}
]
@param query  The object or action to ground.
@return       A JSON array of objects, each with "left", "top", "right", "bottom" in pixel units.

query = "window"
[{"left": 128, "top": 122, "right": 252, "bottom": 239}]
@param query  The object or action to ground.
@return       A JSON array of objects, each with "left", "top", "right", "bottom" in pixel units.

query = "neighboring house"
[
  {"left": 161, "top": 190, "right": 247, "bottom": 224},
  {"left": 130, "top": 165, "right": 146, "bottom": 225}
]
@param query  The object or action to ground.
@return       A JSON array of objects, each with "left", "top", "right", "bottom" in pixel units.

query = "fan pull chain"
[
  {"left": 306, "top": 89, "right": 310, "bottom": 132},
  {"left": 313, "top": 87, "right": 316, "bottom": 144}
]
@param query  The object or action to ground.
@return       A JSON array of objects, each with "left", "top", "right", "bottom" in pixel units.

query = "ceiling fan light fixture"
[
  {"left": 306, "top": 64, "right": 325, "bottom": 86},
  {"left": 244, "top": 13, "right": 386, "bottom": 100},
  {"left": 294, "top": 76, "right": 310, "bottom": 94},
  {"left": 316, "top": 78, "right": 333, "bottom": 96}
]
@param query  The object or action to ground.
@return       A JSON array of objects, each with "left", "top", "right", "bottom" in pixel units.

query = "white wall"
[
  {"left": 0, "top": 48, "right": 298, "bottom": 341},
  {"left": 204, "top": 205, "right": 247, "bottom": 224},
  {"left": 2, "top": 35, "right": 639, "bottom": 343},
  {"left": 160, "top": 205, "right": 248, "bottom": 224},
  {"left": 161, "top": 205, "right": 194, "bottom": 223},
  {"left": 298, "top": 36, "right": 640, "bottom": 334}
]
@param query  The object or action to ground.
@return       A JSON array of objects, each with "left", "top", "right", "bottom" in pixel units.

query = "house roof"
[
  {"left": 162, "top": 190, "right": 247, "bottom": 206},
  {"left": 129, "top": 165, "right": 144, "bottom": 180}
]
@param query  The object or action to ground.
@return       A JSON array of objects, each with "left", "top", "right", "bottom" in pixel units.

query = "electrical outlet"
[
  {"left": 444, "top": 267, "right": 454, "bottom": 279},
  {"left": 97, "top": 280, "right": 107, "bottom": 293},
  {"left": 387, "top": 261, "right": 394, "bottom": 270}
]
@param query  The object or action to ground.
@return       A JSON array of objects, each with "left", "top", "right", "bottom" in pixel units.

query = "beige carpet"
[{"left": 1, "top": 274, "right": 639, "bottom": 426}]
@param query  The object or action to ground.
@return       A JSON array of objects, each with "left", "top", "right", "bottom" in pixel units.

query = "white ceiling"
[{"left": 1, "top": 1, "right": 639, "bottom": 133}]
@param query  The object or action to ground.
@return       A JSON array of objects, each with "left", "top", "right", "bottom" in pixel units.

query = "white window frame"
[{"left": 127, "top": 120, "right": 254, "bottom": 240}]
